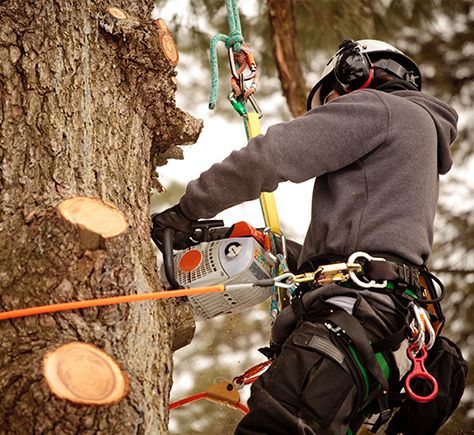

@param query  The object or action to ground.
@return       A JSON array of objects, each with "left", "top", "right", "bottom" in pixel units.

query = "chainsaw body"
[{"left": 159, "top": 221, "right": 274, "bottom": 320}]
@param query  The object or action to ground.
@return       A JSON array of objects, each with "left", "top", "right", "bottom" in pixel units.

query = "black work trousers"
[{"left": 235, "top": 321, "right": 359, "bottom": 435}]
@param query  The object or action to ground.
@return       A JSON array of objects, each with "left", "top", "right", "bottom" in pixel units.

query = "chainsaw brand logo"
[{"left": 224, "top": 242, "right": 242, "bottom": 258}]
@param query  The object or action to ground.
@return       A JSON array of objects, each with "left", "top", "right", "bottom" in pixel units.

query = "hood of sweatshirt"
[{"left": 388, "top": 90, "right": 458, "bottom": 175}]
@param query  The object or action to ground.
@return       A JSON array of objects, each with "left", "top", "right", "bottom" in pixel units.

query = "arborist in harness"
[{"left": 152, "top": 39, "right": 466, "bottom": 434}]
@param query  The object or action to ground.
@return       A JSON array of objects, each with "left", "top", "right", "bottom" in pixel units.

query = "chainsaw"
[{"left": 158, "top": 220, "right": 284, "bottom": 320}]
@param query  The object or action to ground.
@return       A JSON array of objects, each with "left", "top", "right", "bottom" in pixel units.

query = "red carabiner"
[{"left": 405, "top": 343, "right": 438, "bottom": 403}]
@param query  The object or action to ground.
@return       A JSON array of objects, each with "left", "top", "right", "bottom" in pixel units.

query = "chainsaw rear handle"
[
  {"left": 160, "top": 228, "right": 181, "bottom": 289},
  {"left": 159, "top": 221, "right": 225, "bottom": 290}
]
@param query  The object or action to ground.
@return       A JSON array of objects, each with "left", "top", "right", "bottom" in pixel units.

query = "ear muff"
[{"left": 333, "top": 39, "right": 374, "bottom": 93}]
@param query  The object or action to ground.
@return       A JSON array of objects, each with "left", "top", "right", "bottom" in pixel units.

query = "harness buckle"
[
  {"left": 294, "top": 262, "right": 363, "bottom": 287},
  {"left": 347, "top": 251, "right": 388, "bottom": 289},
  {"left": 324, "top": 321, "right": 352, "bottom": 343}
]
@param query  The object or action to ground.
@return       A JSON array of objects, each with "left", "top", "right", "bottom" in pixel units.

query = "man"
[{"left": 153, "top": 39, "right": 460, "bottom": 434}]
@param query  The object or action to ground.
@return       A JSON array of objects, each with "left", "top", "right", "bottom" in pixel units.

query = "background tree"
[{"left": 0, "top": 0, "right": 201, "bottom": 432}]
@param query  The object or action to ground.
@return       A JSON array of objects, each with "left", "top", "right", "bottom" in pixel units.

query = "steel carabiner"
[
  {"left": 419, "top": 307, "right": 436, "bottom": 350},
  {"left": 408, "top": 302, "right": 426, "bottom": 352},
  {"left": 228, "top": 46, "right": 257, "bottom": 81}
]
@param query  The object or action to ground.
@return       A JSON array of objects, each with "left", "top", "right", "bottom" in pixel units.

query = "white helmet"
[{"left": 307, "top": 39, "right": 422, "bottom": 110}]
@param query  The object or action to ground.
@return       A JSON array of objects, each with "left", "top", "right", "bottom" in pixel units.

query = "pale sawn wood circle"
[
  {"left": 58, "top": 197, "right": 128, "bottom": 238},
  {"left": 107, "top": 7, "right": 127, "bottom": 20},
  {"left": 43, "top": 342, "right": 129, "bottom": 405},
  {"left": 155, "top": 18, "right": 169, "bottom": 32},
  {"left": 160, "top": 33, "right": 179, "bottom": 66}
]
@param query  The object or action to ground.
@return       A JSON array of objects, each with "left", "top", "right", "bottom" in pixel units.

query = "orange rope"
[
  {"left": 233, "top": 360, "right": 271, "bottom": 385},
  {"left": 169, "top": 391, "right": 249, "bottom": 414},
  {"left": 0, "top": 286, "right": 225, "bottom": 321},
  {"left": 235, "top": 402, "right": 250, "bottom": 414},
  {"left": 169, "top": 392, "right": 208, "bottom": 410}
]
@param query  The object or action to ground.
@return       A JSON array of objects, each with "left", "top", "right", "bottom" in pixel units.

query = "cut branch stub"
[
  {"left": 58, "top": 197, "right": 128, "bottom": 250},
  {"left": 155, "top": 18, "right": 179, "bottom": 66},
  {"left": 43, "top": 342, "right": 129, "bottom": 405}
]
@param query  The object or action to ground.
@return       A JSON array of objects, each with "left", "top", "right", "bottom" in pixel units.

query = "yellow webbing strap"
[{"left": 246, "top": 112, "right": 281, "bottom": 234}]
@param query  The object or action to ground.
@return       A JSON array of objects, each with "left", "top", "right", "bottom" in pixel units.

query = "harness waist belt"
[{"left": 304, "top": 253, "right": 421, "bottom": 290}]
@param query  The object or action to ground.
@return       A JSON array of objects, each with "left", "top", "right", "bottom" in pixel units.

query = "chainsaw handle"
[
  {"left": 192, "top": 219, "right": 225, "bottom": 242},
  {"left": 160, "top": 228, "right": 181, "bottom": 290},
  {"left": 159, "top": 220, "right": 224, "bottom": 290}
]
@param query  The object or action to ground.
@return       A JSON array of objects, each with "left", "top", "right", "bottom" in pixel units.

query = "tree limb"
[{"left": 266, "top": 0, "right": 308, "bottom": 117}]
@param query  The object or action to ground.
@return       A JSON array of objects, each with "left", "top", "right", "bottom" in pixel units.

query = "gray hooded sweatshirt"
[{"left": 179, "top": 89, "right": 458, "bottom": 267}]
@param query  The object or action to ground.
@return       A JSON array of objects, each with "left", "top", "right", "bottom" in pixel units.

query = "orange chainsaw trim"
[
  {"left": 227, "top": 221, "right": 270, "bottom": 248},
  {"left": 0, "top": 286, "right": 225, "bottom": 321}
]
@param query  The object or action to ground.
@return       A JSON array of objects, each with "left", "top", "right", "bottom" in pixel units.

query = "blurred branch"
[
  {"left": 266, "top": 0, "right": 307, "bottom": 117},
  {"left": 431, "top": 268, "right": 474, "bottom": 275}
]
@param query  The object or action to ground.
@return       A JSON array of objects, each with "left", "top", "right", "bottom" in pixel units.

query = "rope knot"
[
  {"left": 208, "top": 0, "right": 244, "bottom": 110},
  {"left": 225, "top": 33, "right": 243, "bottom": 51}
]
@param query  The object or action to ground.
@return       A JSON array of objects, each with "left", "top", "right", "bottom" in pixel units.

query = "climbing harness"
[{"left": 273, "top": 251, "right": 445, "bottom": 432}]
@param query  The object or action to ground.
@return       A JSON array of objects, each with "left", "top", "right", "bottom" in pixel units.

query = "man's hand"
[{"left": 151, "top": 204, "right": 195, "bottom": 250}]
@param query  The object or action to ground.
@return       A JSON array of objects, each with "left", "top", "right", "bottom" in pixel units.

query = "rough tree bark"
[
  {"left": 0, "top": 0, "right": 201, "bottom": 433},
  {"left": 266, "top": 0, "right": 308, "bottom": 117}
]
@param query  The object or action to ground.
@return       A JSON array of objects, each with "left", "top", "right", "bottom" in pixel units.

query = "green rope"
[{"left": 209, "top": 0, "right": 244, "bottom": 110}]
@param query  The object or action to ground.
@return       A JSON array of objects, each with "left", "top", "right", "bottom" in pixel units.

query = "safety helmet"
[{"left": 306, "top": 39, "right": 422, "bottom": 110}]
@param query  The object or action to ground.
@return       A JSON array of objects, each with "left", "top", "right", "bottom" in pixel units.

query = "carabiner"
[
  {"left": 408, "top": 302, "right": 426, "bottom": 352},
  {"left": 405, "top": 343, "right": 438, "bottom": 403},
  {"left": 246, "top": 94, "right": 263, "bottom": 118},
  {"left": 420, "top": 307, "right": 436, "bottom": 350},
  {"left": 228, "top": 46, "right": 257, "bottom": 81},
  {"left": 272, "top": 272, "right": 296, "bottom": 289},
  {"left": 228, "top": 91, "right": 247, "bottom": 116},
  {"left": 347, "top": 251, "right": 388, "bottom": 289}
]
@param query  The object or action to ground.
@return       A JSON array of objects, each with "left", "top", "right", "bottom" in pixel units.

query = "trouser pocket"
[{"left": 262, "top": 321, "right": 357, "bottom": 431}]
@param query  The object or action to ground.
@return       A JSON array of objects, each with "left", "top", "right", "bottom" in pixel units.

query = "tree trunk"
[
  {"left": 0, "top": 0, "right": 201, "bottom": 432},
  {"left": 266, "top": 0, "right": 308, "bottom": 118}
]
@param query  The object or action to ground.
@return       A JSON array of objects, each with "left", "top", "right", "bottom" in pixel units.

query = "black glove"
[{"left": 151, "top": 204, "right": 195, "bottom": 250}]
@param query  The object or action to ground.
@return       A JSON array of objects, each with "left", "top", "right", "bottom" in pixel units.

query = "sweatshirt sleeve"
[{"left": 179, "top": 90, "right": 390, "bottom": 220}]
